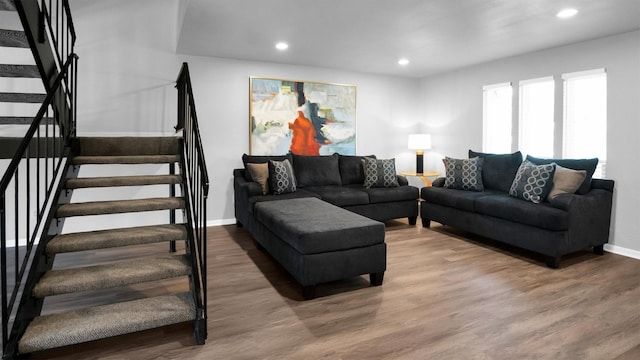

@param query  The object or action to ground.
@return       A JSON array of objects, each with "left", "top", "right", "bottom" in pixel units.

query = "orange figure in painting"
[{"left": 289, "top": 110, "right": 320, "bottom": 155}]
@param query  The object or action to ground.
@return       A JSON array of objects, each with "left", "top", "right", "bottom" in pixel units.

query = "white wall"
[
  {"left": 70, "top": 0, "right": 422, "bottom": 226},
  {"left": 419, "top": 30, "right": 640, "bottom": 254}
]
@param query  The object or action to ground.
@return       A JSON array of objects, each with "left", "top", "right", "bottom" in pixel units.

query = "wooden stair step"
[
  {"left": 18, "top": 292, "right": 195, "bottom": 354},
  {"left": 71, "top": 154, "right": 180, "bottom": 165},
  {"left": 46, "top": 224, "right": 188, "bottom": 254},
  {"left": 56, "top": 197, "right": 184, "bottom": 218},
  {"left": 32, "top": 254, "right": 191, "bottom": 298},
  {"left": 65, "top": 174, "right": 181, "bottom": 189},
  {"left": 0, "top": 116, "right": 53, "bottom": 125}
]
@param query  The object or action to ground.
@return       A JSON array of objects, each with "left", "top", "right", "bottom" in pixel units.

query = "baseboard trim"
[
  {"left": 604, "top": 244, "right": 640, "bottom": 260},
  {"left": 207, "top": 218, "right": 237, "bottom": 227}
]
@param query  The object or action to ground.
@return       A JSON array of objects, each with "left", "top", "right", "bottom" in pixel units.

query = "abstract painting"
[{"left": 249, "top": 77, "right": 357, "bottom": 155}]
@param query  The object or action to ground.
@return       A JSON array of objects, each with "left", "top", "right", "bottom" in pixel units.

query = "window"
[
  {"left": 518, "top": 77, "right": 555, "bottom": 158},
  {"left": 482, "top": 83, "right": 512, "bottom": 153},
  {"left": 563, "top": 69, "right": 607, "bottom": 177}
]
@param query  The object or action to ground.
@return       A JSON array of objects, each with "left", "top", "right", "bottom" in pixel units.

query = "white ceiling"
[{"left": 177, "top": 0, "right": 640, "bottom": 78}]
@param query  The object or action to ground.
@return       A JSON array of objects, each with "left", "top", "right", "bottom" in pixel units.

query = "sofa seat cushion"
[
  {"left": 365, "top": 185, "right": 418, "bottom": 204},
  {"left": 255, "top": 198, "right": 385, "bottom": 254},
  {"left": 421, "top": 187, "right": 497, "bottom": 212},
  {"left": 303, "top": 186, "right": 370, "bottom": 207},
  {"left": 248, "top": 189, "right": 320, "bottom": 214},
  {"left": 475, "top": 194, "right": 569, "bottom": 231}
]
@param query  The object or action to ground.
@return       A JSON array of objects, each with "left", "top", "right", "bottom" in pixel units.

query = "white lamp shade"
[{"left": 408, "top": 134, "right": 432, "bottom": 150}]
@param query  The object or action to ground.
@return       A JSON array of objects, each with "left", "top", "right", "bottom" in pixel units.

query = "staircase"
[
  {"left": 17, "top": 136, "right": 198, "bottom": 354},
  {"left": 1, "top": 1, "right": 208, "bottom": 358},
  {"left": 0, "top": 0, "right": 47, "bottom": 158}
]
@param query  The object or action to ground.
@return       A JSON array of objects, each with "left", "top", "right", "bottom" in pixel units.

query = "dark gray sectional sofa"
[
  {"left": 421, "top": 151, "right": 615, "bottom": 268},
  {"left": 234, "top": 153, "right": 419, "bottom": 298}
]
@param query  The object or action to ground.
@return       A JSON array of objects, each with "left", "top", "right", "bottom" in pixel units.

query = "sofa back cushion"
[
  {"left": 338, "top": 154, "right": 376, "bottom": 185},
  {"left": 242, "top": 153, "right": 292, "bottom": 182},
  {"left": 469, "top": 150, "right": 522, "bottom": 193},
  {"left": 525, "top": 155, "right": 598, "bottom": 195},
  {"left": 292, "top": 153, "right": 342, "bottom": 187}
]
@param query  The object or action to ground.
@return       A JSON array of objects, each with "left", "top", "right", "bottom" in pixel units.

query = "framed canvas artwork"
[{"left": 249, "top": 77, "right": 357, "bottom": 155}]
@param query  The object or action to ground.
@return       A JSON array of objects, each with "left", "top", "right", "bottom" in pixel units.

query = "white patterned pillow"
[
  {"left": 363, "top": 158, "right": 399, "bottom": 188},
  {"left": 509, "top": 160, "right": 556, "bottom": 203},
  {"left": 268, "top": 159, "right": 297, "bottom": 194},
  {"left": 443, "top": 157, "right": 484, "bottom": 191}
]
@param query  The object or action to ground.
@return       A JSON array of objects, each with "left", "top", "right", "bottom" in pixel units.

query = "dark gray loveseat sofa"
[{"left": 421, "top": 151, "right": 614, "bottom": 268}]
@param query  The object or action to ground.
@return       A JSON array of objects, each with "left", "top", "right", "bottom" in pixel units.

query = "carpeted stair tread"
[
  {"left": 18, "top": 292, "right": 195, "bottom": 353},
  {"left": 71, "top": 154, "right": 180, "bottom": 165},
  {"left": 0, "top": 29, "right": 28, "bottom": 48},
  {"left": 32, "top": 254, "right": 191, "bottom": 298},
  {"left": 72, "top": 136, "right": 181, "bottom": 157},
  {"left": 0, "top": 0, "right": 16, "bottom": 11},
  {"left": 56, "top": 197, "right": 184, "bottom": 218},
  {"left": 0, "top": 64, "right": 39, "bottom": 78},
  {"left": 66, "top": 174, "right": 182, "bottom": 189},
  {"left": 0, "top": 91, "right": 46, "bottom": 103},
  {"left": 46, "top": 224, "right": 188, "bottom": 254},
  {"left": 0, "top": 116, "right": 53, "bottom": 125}
]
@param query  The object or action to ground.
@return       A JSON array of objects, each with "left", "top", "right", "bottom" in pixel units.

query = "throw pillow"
[
  {"left": 268, "top": 159, "right": 297, "bottom": 194},
  {"left": 525, "top": 155, "right": 598, "bottom": 195},
  {"left": 292, "top": 153, "right": 342, "bottom": 187},
  {"left": 338, "top": 154, "right": 376, "bottom": 185},
  {"left": 442, "top": 157, "right": 484, "bottom": 191},
  {"left": 468, "top": 150, "right": 522, "bottom": 192},
  {"left": 246, "top": 162, "right": 269, "bottom": 195},
  {"left": 242, "top": 153, "right": 292, "bottom": 182},
  {"left": 363, "top": 158, "right": 399, "bottom": 188},
  {"left": 509, "top": 160, "right": 556, "bottom": 204},
  {"left": 547, "top": 165, "right": 587, "bottom": 200}
]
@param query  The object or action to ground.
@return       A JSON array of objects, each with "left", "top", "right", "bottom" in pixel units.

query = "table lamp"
[{"left": 408, "top": 134, "right": 431, "bottom": 174}]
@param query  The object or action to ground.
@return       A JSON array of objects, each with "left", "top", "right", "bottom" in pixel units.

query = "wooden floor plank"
[{"left": 23, "top": 221, "right": 640, "bottom": 359}]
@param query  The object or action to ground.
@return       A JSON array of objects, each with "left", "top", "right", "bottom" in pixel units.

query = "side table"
[{"left": 399, "top": 171, "right": 441, "bottom": 186}]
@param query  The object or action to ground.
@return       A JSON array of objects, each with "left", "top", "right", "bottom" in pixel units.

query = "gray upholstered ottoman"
[{"left": 254, "top": 197, "right": 386, "bottom": 299}]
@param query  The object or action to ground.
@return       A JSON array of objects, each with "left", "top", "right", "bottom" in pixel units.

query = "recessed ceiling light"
[
  {"left": 557, "top": 8, "right": 578, "bottom": 18},
  {"left": 398, "top": 58, "right": 409, "bottom": 66},
  {"left": 275, "top": 42, "right": 289, "bottom": 50}
]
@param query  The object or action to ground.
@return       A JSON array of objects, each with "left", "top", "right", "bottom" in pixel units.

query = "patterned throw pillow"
[
  {"left": 363, "top": 158, "right": 399, "bottom": 188},
  {"left": 509, "top": 160, "right": 556, "bottom": 204},
  {"left": 268, "top": 159, "right": 297, "bottom": 194},
  {"left": 443, "top": 157, "right": 484, "bottom": 191}
]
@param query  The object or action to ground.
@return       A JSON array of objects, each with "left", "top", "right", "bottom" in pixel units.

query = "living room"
[{"left": 13, "top": 0, "right": 640, "bottom": 358}]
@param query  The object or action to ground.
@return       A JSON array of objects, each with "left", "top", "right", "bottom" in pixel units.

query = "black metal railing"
[
  {"left": 2, "top": 0, "right": 77, "bottom": 356},
  {"left": 1, "top": 53, "right": 77, "bottom": 356},
  {"left": 176, "top": 62, "right": 209, "bottom": 343}
]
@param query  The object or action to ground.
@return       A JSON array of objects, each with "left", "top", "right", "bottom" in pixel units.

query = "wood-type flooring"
[{"left": 21, "top": 220, "right": 640, "bottom": 359}]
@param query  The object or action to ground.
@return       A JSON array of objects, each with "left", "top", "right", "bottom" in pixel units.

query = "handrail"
[{"left": 175, "top": 62, "right": 209, "bottom": 343}]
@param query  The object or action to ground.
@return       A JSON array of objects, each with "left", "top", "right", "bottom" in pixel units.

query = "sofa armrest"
[
  {"left": 397, "top": 175, "right": 408, "bottom": 186},
  {"left": 432, "top": 177, "right": 445, "bottom": 187},
  {"left": 550, "top": 186, "right": 614, "bottom": 251},
  {"left": 233, "top": 169, "right": 263, "bottom": 225}
]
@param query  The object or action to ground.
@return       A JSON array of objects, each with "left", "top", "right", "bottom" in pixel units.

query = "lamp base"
[{"left": 416, "top": 151, "right": 424, "bottom": 174}]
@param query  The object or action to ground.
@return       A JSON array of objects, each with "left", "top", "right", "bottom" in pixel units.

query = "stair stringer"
[{"left": 2, "top": 149, "right": 77, "bottom": 360}]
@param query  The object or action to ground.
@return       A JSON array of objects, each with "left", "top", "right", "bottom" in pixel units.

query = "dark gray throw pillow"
[
  {"left": 469, "top": 150, "right": 522, "bottom": 192},
  {"left": 525, "top": 155, "right": 598, "bottom": 195},
  {"left": 363, "top": 158, "right": 399, "bottom": 188},
  {"left": 509, "top": 160, "right": 556, "bottom": 204},
  {"left": 292, "top": 153, "right": 341, "bottom": 187},
  {"left": 338, "top": 154, "right": 376, "bottom": 185},
  {"left": 443, "top": 157, "right": 484, "bottom": 191},
  {"left": 268, "top": 159, "right": 297, "bottom": 194}
]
